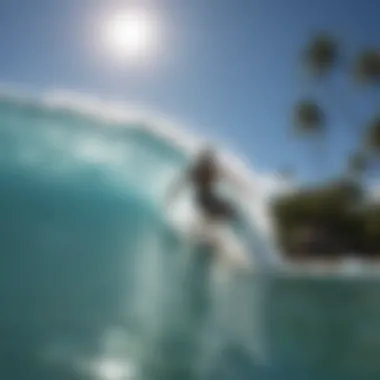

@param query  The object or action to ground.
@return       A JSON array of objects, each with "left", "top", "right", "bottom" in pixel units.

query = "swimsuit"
[
  {"left": 191, "top": 160, "right": 235, "bottom": 220},
  {"left": 195, "top": 190, "right": 235, "bottom": 220}
]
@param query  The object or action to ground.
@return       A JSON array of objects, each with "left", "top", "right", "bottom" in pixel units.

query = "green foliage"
[
  {"left": 271, "top": 181, "right": 380, "bottom": 258},
  {"left": 294, "top": 99, "right": 325, "bottom": 134},
  {"left": 362, "top": 203, "right": 380, "bottom": 254},
  {"left": 303, "top": 33, "right": 339, "bottom": 76},
  {"left": 354, "top": 50, "right": 380, "bottom": 85},
  {"left": 366, "top": 115, "right": 380, "bottom": 154},
  {"left": 293, "top": 34, "right": 380, "bottom": 165},
  {"left": 276, "top": 33, "right": 380, "bottom": 259}
]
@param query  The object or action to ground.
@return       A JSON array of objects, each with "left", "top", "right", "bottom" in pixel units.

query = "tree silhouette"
[
  {"left": 293, "top": 99, "right": 326, "bottom": 173},
  {"left": 273, "top": 33, "right": 380, "bottom": 259},
  {"left": 365, "top": 115, "right": 380, "bottom": 154},
  {"left": 296, "top": 33, "right": 339, "bottom": 175},
  {"left": 354, "top": 50, "right": 380, "bottom": 85},
  {"left": 294, "top": 34, "right": 380, "bottom": 178},
  {"left": 294, "top": 99, "right": 325, "bottom": 133},
  {"left": 303, "top": 33, "right": 338, "bottom": 77}
]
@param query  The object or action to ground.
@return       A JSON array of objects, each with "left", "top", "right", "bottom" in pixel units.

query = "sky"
[{"left": 0, "top": 0, "right": 379, "bottom": 184}]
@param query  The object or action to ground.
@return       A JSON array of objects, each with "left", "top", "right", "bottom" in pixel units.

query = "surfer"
[
  {"left": 165, "top": 145, "right": 251, "bottom": 268},
  {"left": 166, "top": 146, "right": 235, "bottom": 221}
]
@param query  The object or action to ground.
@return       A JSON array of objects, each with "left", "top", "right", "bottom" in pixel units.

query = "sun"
[{"left": 103, "top": 9, "right": 157, "bottom": 61}]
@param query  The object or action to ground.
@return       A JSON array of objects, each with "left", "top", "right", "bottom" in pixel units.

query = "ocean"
[
  {"left": 0, "top": 92, "right": 272, "bottom": 380},
  {"left": 1, "top": 92, "right": 379, "bottom": 380}
]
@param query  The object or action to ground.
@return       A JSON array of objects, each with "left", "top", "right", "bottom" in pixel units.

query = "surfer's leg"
[
  {"left": 196, "top": 212, "right": 250, "bottom": 270},
  {"left": 191, "top": 192, "right": 251, "bottom": 269},
  {"left": 179, "top": 215, "right": 215, "bottom": 270},
  {"left": 212, "top": 222, "right": 251, "bottom": 269}
]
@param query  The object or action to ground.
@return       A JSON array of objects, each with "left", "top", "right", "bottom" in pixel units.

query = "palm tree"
[
  {"left": 365, "top": 115, "right": 380, "bottom": 154},
  {"left": 303, "top": 33, "right": 338, "bottom": 77},
  {"left": 294, "top": 99, "right": 325, "bottom": 133},
  {"left": 354, "top": 50, "right": 380, "bottom": 86},
  {"left": 293, "top": 99, "right": 326, "bottom": 174},
  {"left": 355, "top": 50, "right": 380, "bottom": 136},
  {"left": 297, "top": 34, "right": 339, "bottom": 177}
]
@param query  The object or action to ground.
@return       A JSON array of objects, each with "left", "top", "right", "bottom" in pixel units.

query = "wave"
[
  {"left": 0, "top": 87, "right": 280, "bottom": 379},
  {"left": 0, "top": 87, "right": 293, "bottom": 236},
  {"left": 2, "top": 88, "right": 379, "bottom": 379}
]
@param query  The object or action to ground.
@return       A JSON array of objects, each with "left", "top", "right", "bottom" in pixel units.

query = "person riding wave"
[{"left": 165, "top": 144, "right": 252, "bottom": 268}]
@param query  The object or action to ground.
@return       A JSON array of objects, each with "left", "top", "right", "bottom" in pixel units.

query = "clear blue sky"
[{"left": 0, "top": 0, "right": 379, "bottom": 183}]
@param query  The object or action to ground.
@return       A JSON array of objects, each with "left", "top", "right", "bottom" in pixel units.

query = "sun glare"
[{"left": 103, "top": 9, "right": 157, "bottom": 61}]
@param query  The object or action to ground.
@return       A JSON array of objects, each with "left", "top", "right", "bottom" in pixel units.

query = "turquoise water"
[
  {"left": 1, "top": 95, "right": 379, "bottom": 380},
  {"left": 0, "top": 95, "right": 266, "bottom": 379}
]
